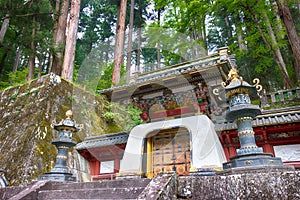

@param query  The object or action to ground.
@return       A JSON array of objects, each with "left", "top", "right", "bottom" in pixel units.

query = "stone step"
[
  {"left": 37, "top": 187, "right": 145, "bottom": 199},
  {"left": 49, "top": 179, "right": 151, "bottom": 191},
  {"left": 0, "top": 186, "right": 26, "bottom": 200},
  {"left": 50, "top": 178, "right": 151, "bottom": 190}
]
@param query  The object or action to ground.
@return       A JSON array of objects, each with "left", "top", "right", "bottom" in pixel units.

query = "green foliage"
[
  {"left": 97, "top": 62, "right": 126, "bottom": 90},
  {"left": 0, "top": 0, "right": 299, "bottom": 92},
  {"left": 205, "top": 0, "right": 298, "bottom": 89},
  {"left": 146, "top": 0, "right": 210, "bottom": 67},
  {"left": 75, "top": 0, "right": 150, "bottom": 69},
  {"left": 102, "top": 104, "right": 118, "bottom": 121},
  {"left": 102, "top": 102, "right": 143, "bottom": 132},
  {"left": 126, "top": 104, "right": 144, "bottom": 128},
  {"left": 9, "top": 68, "right": 29, "bottom": 85},
  {"left": 251, "top": 99, "right": 260, "bottom": 105},
  {"left": 0, "top": 0, "right": 53, "bottom": 88},
  {"left": 0, "top": 68, "right": 29, "bottom": 90}
]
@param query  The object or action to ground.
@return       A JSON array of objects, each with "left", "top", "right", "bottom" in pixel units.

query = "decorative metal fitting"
[
  {"left": 213, "top": 88, "right": 220, "bottom": 96},
  {"left": 57, "top": 155, "right": 68, "bottom": 159},
  {"left": 245, "top": 160, "right": 252, "bottom": 165},
  {"left": 225, "top": 87, "right": 250, "bottom": 99},
  {"left": 253, "top": 78, "right": 263, "bottom": 92},
  {"left": 212, "top": 88, "right": 224, "bottom": 101},
  {"left": 222, "top": 66, "right": 244, "bottom": 88},
  {"left": 238, "top": 130, "right": 255, "bottom": 136},
  {"left": 242, "top": 145, "right": 258, "bottom": 149},
  {"left": 58, "top": 146, "right": 70, "bottom": 149},
  {"left": 235, "top": 116, "right": 253, "bottom": 122}
]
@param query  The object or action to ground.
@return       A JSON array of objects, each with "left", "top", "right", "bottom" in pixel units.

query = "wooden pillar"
[
  {"left": 90, "top": 160, "right": 100, "bottom": 176},
  {"left": 219, "top": 134, "right": 225, "bottom": 145},
  {"left": 226, "top": 133, "right": 236, "bottom": 157},
  {"left": 146, "top": 138, "right": 153, "bottom": 178},
  {"left": 263, "top": 143, "right": 275, "bottom": 156},
  {"left": 114, "top": 159, "right": 120, "bottom": 173},
  {"left": 228, "top": 146, "right": 236, "bottom": 157},
  {"left": 262, "top": 130, "right": 275, "bottom": 156},
  {"left": 223, "top": 147, "right": 230, "bottom": 161}
]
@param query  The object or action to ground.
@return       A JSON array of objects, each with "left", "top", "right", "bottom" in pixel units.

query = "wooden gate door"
[{"left": 152, "top": 127, "right": 190, "bottom": 176}]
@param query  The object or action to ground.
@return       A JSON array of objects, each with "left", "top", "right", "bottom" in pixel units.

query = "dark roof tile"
[
  {"left": 76, "top": 132, "right": 129, "bottom": 150},
  {"left": 215, "top": 106, "right": 300, "bottom": 131}
]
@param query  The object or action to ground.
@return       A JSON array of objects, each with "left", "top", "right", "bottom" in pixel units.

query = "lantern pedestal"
[
  {"left": 217, "top": 63, "right": 294, "bottom": 174},
  {"left": 223, "top": 153, "right": 284, "bottom": 169},
  {"left": 39, "top": 110, "right": 81, "bottom": 182},
  {"left": 39, "top": 172, "right": 76, "bottom": 182}
]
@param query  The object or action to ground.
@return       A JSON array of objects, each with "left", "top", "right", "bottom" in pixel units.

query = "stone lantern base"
[
  {"left": 219, "top": 165, "right": 295, "bottom": 175},
  {"left": 189, "top": 168, "right": 218, "bottom": 176},
  {"left": 38, "top": 172, "right": 76, "bottom": 182},
  {"left": 220, "top": 153, "right": 294, "bottom": 175}
]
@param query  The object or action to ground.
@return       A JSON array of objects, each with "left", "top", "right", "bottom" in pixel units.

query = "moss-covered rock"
[{"left": 0, "top": 74, "right": 112, "bottom": 186}]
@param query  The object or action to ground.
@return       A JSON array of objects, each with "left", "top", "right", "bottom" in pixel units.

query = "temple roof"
[
  {"left": 98, "top": 47, "right": 232, "bottom": 101},
  {"left": 76, "top": 131, "right": 129, "bottom": 150},
  {"left": 215, "top": 106, "right": 300, "bottom": 131}
]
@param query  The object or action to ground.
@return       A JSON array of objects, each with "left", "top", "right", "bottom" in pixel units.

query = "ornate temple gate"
[{"left": 146, "top": 127, "right": 191, "bottom": 177}]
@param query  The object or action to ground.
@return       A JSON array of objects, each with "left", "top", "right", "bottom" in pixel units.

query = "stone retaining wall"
[{"left": 178, "top": 171, "right": 299, "bottom": 199}]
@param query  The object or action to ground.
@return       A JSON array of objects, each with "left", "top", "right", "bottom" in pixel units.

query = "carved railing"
[{"left": 260, "top": 88, "right": 300, "bottom": 108}]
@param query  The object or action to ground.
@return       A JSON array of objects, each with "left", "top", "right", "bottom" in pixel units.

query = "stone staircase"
[
  {"left": 4, "top": 178, "right": 152, "bottom": 200},
  {"left": 38, "top": 179, "right": 151, "bottom": 200},
  {"left": 2, "top": 171, "right": 299, "bottom": 199},
  {"left": 2, "top": 173, "right": 177, "bottom": 200}
]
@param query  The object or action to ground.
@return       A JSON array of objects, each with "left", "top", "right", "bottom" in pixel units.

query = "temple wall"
[
  {"left": 119, "top": 115, "right": 226, "bottom": 175},
  {"left": 177, "top": 171, "right": 299, "bottom": 199}
]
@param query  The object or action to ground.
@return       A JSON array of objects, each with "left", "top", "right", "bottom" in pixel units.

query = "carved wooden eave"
[{"left": 99, "top": 47, "right": 232, "bottom": 102}]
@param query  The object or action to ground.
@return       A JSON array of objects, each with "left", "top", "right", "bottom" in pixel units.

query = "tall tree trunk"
[
  {"left": 48, "top": 54, "right": 53, "bottom": 73},
  {"left": 62, "top": 0, "right": 81, "bottom": 81},
  {"left": 37, "top": 54, "right": 43, "bottom": 78},
  {"left": 157, "top": 43, "right": 161, "bottom": 70},
  {"left": 136, "top": 0, "right": 142, "bottom": 72},
  {"left": 112, "top": 0, "right": 127, "bottom": 86},
  {"left": 201, "top": 20, "right": 207, "bottom": 54},
  {"left": 27, "top": 54, "right": 35, "bottom": 80},
  {"left": 236, "top": 25, "right": 248, "bottom": 51},
  {"left": 0, "top": 14, "right": 10, "bottom": 45},
  {"left": 27, "top": 17, "right": 36, "bottom": 80},
  {"left": 262, "top": 11, "right": 292, "bottom": 88},
  {"left": 157, "top": 8, "right": 161, "bottom": 70},
  {"left": 126, "top": 0, "right": 135, "bottom": 83},
  {"left": 48, "top": 0, "right": 60, "bottom": 73},
  {"left": 254, "top": 11, "right": 293, "bottom": 88},
  {"left": 190, "top": 32, "right": 196, "bottom": 58},
  {"left": 10, "top": 47, "right": 21, "bottom": 84},
  {"left": 51, "top": 0, "right": 69, "bottom": 75},
  {"left": 224, "top": 14, "right": 233, "bottom": 39},
  {"left": 136, "top": 27, "right": 141, "bottom": 72},
  {"left": 0, "top": 50, "right": 8, "bottom": 79},
  {"left": 105, "top": 38, "right": 110, "bottom": 63},
  {"left": 236, "top": 13, "right": 248, "bottom": 52},
  {"left": 246, "top": 2, "right": 293, "bottom": 88},
  {"left": 13, "top": 47, "right": 21, "bottom": 74},
  {"left": 276, "top": 0, "right": 300, "bottom": 84},
  {"left": 271, "top": 1, "right": 284, "bottom": 39}
]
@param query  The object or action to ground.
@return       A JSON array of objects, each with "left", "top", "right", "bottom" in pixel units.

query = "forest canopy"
[{"left": 0, "top": 0, "right": 299, "bottom": 91}]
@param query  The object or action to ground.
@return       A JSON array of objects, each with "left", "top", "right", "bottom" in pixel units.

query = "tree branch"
[{"left": 1, "top": 12, "right": 53, "bottom": 21}]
